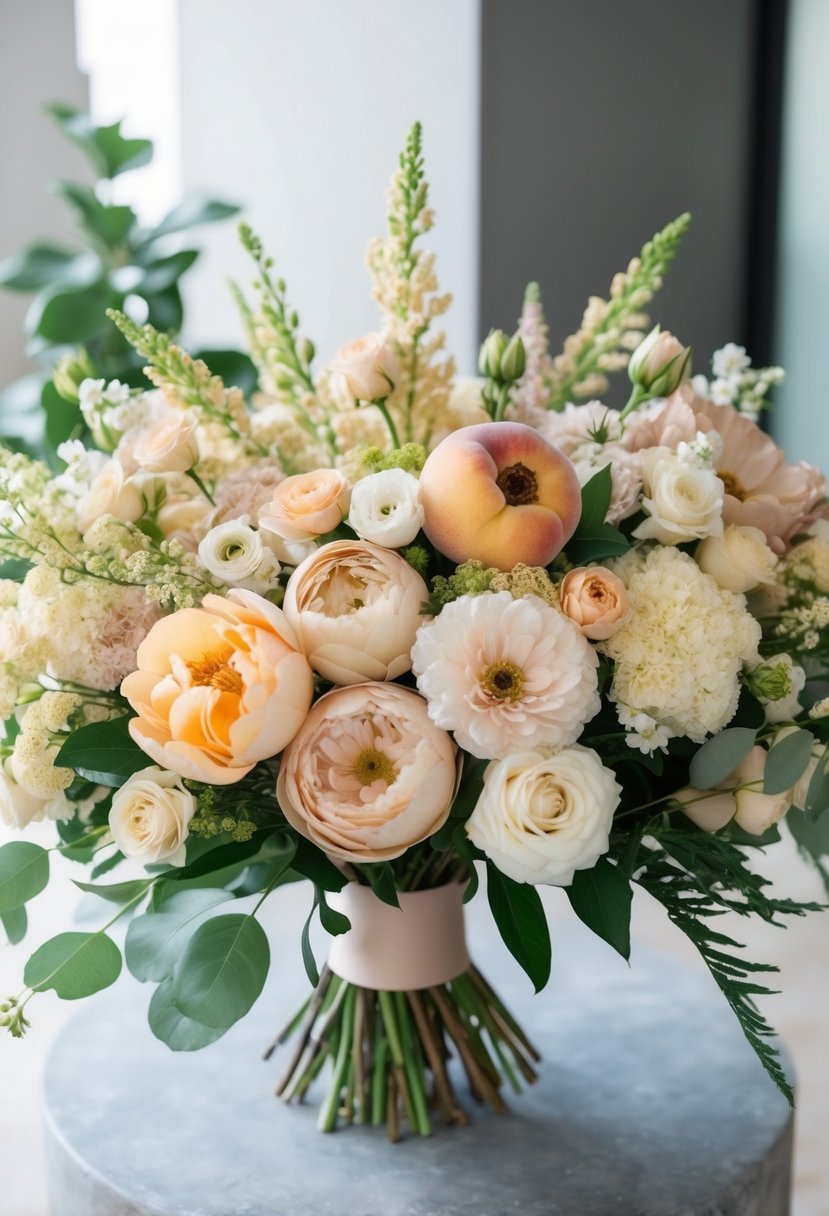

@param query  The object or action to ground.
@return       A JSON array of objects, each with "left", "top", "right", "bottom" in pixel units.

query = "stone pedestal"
[{"left": 43, "top": 896, "right": 793, "bottom": 1216}]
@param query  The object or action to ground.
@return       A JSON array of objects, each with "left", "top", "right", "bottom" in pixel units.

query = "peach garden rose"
[
  {"left": 259, "top": 468, "right": 351, "bottom": 543},
  {"left": 559, "top": 566, "right": 629, "bottom": 641}
]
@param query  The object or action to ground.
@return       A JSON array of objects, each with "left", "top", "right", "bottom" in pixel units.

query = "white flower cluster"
[{"left": 691, "top": 343, "right": 784, "bottom": 422}]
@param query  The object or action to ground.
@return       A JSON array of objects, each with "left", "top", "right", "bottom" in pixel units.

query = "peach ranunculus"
[
  {"left": 258, "top": 469, "right": 351, "bottom": 543},
  {"left": 282, "top": 540, "right": 428, "bottom": 685},
  {"left": 330, "top": 332, "right": 400, "bottom": 401},
  {"left": 277, "top": 683, "right": 458, "bottom": 862},
  {"left": 559, "top": 566, "right": 629, "bottom": 641},
  {"left": 121, "top": 589, "right": 313, "bottom": 785}
]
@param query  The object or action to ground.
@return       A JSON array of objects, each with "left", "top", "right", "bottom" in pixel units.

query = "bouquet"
[{"left": 1, "top": 124, "right": 828, "bottom": 1140}]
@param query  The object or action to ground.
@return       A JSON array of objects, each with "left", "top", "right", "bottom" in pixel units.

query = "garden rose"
[
  {"left": 466, "top": 745, "right": 621, "bottom": 885},
  {"left": 283, "top": 540, "right": 427, "bottom": 685},
  {"left": 277, "top": 683, "right": 458, "bottom": 862},
  {"left": 348, "top": 469, "right": 424, "bottom": 548},
  {"left": 78, "top": 459, "right": 143, "bottom": 532},
  {"left": 696, "top": 524, "right": 779, "bottom": 593},
  {"left": 131, "top": 411, "right": 199, "bottom": 474},
  {"left": 634, "top": 448, "right": 724, "bottom": 544},
  {"left": 121, "top": 589, "right": 313, "bottom": 784},
  {"left": 330, "top": 332, "right": 400, "bottom": 401},
  {"left": 559, "top": 566, "right": 629, "bottom": 641},
  {"left": 109, "top": 766, "right": 196, "bottom": 865},
  {"left": 259, "top": 468, "right": 351, "bottom": 542}
]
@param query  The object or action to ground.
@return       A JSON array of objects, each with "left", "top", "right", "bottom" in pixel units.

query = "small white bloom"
[
  {"left": 109, "top": 766, "right": 197, "bottom": 866},
  {"left": 102, "top": 379, "right": 131, "bottom": 406},
  {"left": 751, "top": 653, "right": 806, "bottom": 723},
  {"left": 78, "top": 377, "right": 106, "bottom": 414},
  {"left": 466, "top": 745, "right": 621, "bottom": 886},
  {"left": 198, "top": 518, "right": 280, "bottom": 592},
  {"left": 348, "top": 469, "right": 424, "bottom": 548},
  {"left": 691, "top": 373, "right": 711, "bottom": 398},
  {"left": 712, "top": 343, "right": 750, "bottom": 380},
  {"left": 809, "top": 696, "right": 829, "bottom": 721},
  {"left": 634, "top": 447, "right": 724, "bottom": 545},
  {"left": 710, "top": 379, "right": 736, "bottom": 406},
  {"left": 676, "top": 430, "right": 722, "bottom": 467},
  {"left": 625, "top": 713, "right": 673, "bottom": 754}
]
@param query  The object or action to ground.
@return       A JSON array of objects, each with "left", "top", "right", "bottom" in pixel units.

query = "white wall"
[
  {"left": 774, "top": 0, "right": 829, "bottom": 470},
  {"left": 174, "top": 0, "right": 480, "bottom": 372},
  {"left": 0, "top": 0, "right": 87, "bottom": 387}
]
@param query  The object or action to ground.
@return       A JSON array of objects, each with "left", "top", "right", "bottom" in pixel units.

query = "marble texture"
[{"left": 42, "top": 894, "right": 793, "bottom": 1216}]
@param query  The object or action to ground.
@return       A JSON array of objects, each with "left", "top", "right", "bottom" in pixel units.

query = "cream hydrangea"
[{"left": 602, "top": 547, "right": 761, "bottom": 742}]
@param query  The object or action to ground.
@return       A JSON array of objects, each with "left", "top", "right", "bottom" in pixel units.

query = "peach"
[{"left": 419, "top": 422, "right": 582, "bottom": 570}]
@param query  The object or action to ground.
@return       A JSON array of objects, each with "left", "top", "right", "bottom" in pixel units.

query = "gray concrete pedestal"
[{"left": 43, "top": 892, "right": 793, "bottom": 1216}]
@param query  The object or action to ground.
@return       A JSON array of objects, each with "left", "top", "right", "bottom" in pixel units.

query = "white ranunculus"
[
  {"left": 633, "top": 447, "right": 724, "bottom": 544},
  {"left": 696, "top": 524, "right": 779, "bottom": 593},
  {"left": 198, "top": 518, "right": 280, "bottom": 591},
  {"left": 109, "top": 766, "right": 196, "bottom": 865},
  {"left": 466, "top": 745, "right": 621, "bottom": 886},
  {"left": 348, "top": 469, "right": 424, "bottom": 548}
]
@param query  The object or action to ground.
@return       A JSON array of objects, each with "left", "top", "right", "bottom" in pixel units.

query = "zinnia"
[
  {"left": 121, "top": 590, "right": 313, "bottom": 784},
  {"left": 277, "top": 683, "right": 458, "bottom": 862}
]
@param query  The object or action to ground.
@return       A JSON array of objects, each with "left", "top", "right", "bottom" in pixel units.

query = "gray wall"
[{"left": 480, "top": 0, "right": 757, "bottom": 392}]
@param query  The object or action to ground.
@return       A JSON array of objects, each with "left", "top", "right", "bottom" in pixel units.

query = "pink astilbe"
[{"left": 509, "top": 282, "right": 555, "bottom": 422}]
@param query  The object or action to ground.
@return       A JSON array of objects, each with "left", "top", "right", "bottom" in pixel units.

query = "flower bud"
[
  {"left": 628, "top": 325, "right": 692, "bottom": 395},
  {"left": 478, "top": 329, "right": 508, "bottom": 379},
  {"left": 499, "top": 334, "right": 526, "bottom": 384},
  {"left": 746, "top": 662, "right": 793, "bottom": 704},
  {"left": 53, "top": 349, "right": 95, "bottom": 404}
]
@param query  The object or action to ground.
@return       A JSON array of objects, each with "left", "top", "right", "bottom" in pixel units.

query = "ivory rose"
[
  {"left": 277, "top": 683, "right": 458, "bottom": 862},
  {"left": 466, "top": 745, "right": 621, "bottom": 886},
  {"left": 559, "top": 566, "right": 629, "bottom": 641},
  {"left": 259, "top": 469, "right": 351, "bottom": 542},
  {"left": 633, "top": 447, "right": 724, "bottom": 545},
  {"left": 109, "top": 766, "right": 196, "bottom": 865},
  {"left": 696, "top": 524, "right": 779, "bottom": 593},
  {"left": 675, "top": 745, "right": 792, "bottom": 835},
  {"left": 131, "top": 411, "right": 199, "bottom": 474},
  {"left": 78, "top": 460, "right": 143, "bottom": 532},
  {"left": 121, "top": 589, "right": 313, "bottom": 784},
  {"left": 283, "top": 540, "right": 428, "bottom": 685},
  {"left": 330, "top": 332, "right": 400, "bottom": 401}
]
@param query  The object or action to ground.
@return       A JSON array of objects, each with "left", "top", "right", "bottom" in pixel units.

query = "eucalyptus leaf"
[
  {"left": 172, "top": 914, "right": 269, "bottom": 1029},
  {"left": 804, "top": 751, "right": 829, "bottom": 821},
  {"left": 147, "top": 194, "right": 239, "bottom": 241},
  {"left": 73, "top": 878, "right": 153, "bottom": 905},
  {"left": 688, "top": 727, "right": 757, "bottom": 790},
  {"left": 148, "top": 978, "right": 228, "bottom": 1051},
  {"left": 566, "top": 858, "right": 632, "bottom": 960},
  {"left": 0, "top": 842, "right": 49, "bottom": 913},
  {"left": 125, "top": 888, "right": 232, "bottom": 983},
  {"left": 0, "top": 243, "right": 83, "bottom": 291},
  {"left": 24, "top": 931, "right": 121, "bottom": 999},
  {"left": 486, "top": 864, "right": 551, "bottom": 992},
  {"left": 763, "top": 729, "right": 814, "bottom": 796},
  {"left": 1, "top": 906, "right": 27, "bottom": 945}
]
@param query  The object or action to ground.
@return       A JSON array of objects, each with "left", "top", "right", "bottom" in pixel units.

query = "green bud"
[
  {"left": 499, "top": 334, "right": 526, "bottom": 384},
  {"left": 628, "top": 325, "right": 692, "bottom": 395},
  {"left": 301, "top": 337, "right": 315, "bottom": 366},
  {"left": 479, "top": 329, "right": 508, "bottom": 379},
  {"left": 0, "top": 1002, "right": 10, "bottom": 1013},
  {"left": 746, "top": 661, "right": 792, "bottom": 703},
  {"left": 52, "top": 349, "right": 95, "bottom": 404}
]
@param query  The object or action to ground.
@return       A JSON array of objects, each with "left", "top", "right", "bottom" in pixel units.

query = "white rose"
[
  {"left": 109, "top": 766, "right": 196, "bottom": 865},
  {"left": 329, "top": 332, "right": 400, "bottom": 401},
  {"left": 0, "top": 758, "right": 71, "bottom": 830},
  {"left": 466, "top": 745, "right": 621, "bottom": 886},
  {"left": 131, "top": 411, "right": 199, "bottom": 474},
  {"left": 78, "top": 459, "right": 144, "bottom": 532},
  {"left": 696, "top": 524, "right": 779, "bottom": 593},
  {"left": 633, "top": 447, "right": 724, "bottom": 544},
  {"left": 348, "top": 469, "right": 424, "bottom": 548},
  {"left": 198, "top": 518, "right": 280, "bottom": 591}
]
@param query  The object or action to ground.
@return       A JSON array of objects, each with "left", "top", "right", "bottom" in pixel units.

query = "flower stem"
[{"left": 371, "top": 397, "right": 402, "bottom": 449}]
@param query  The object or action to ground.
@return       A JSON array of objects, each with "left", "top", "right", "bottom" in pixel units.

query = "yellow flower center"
[
  {"left": 496, "top": 462, "right": 539, "bottom": 506},
  {"left": 718, "top": 471, "right": 746, "bottom": 501},
  {"left": 188, "top": 653, "right": 244, "bottom": 695},
  {"left": 480, "top": 660, "right": 525, "bottom": 701},
  {"left": 352, "top": 747, "right": 397, "bottom": 787}
]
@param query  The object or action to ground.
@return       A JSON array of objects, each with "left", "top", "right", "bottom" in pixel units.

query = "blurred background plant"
[{"left": 0, "top": 103, "right": 254, "bottom": 464}]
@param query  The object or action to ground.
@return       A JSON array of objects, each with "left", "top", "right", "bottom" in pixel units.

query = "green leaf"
[
  {"left": 0, "top": 243, "right": 84, "bottom": 291},
  {"left": 56, "top": 715, "right": 148, "bottom": 786},
  {"left": 462, "top": 864, "right": 479, "bottom": 903},
  {"left": 89, "top": 850, "right": 124, "bottom": 881},
  {"left": 804, "top": 751, "right": 829, "bottom": 820},
  {"left": 47, "top": 104, "right": 153, "bottom": 178},
  {"left": 148, "top": 978, "right": 228, "bottom": 1051},
  {"left": 291, "top": 837, "right": 348, "bottom": 892},
  {"left": 146, "top": 193, "right": 239, "bottom": 241},
  {"left": 566, "top": 858, "right": 632, "bottom": 960},
  {"left": 26, "top": 282, "right": 110, "bottom": 344},
  {"left": 172, "top": 914, "right": 269, "bottom": 1029},
  {"left": 486, "top": 863, "right": 551, "bottom": 992},
  {"left": 688, "top": 727, "right": 757, "bottom": 790},
  {"left": 126, "top": 888, "right": 232, "bottom": 983},
  {"left": 0, "top": 842, "right": 49, "bottom": 913},
  {"left": 359, "top": 862, "right": 399, "bottom": 908},
  {"left": 788, "top": 806, "right": 829, "bottom": 862},
  {"left": 170, "top": 834, "right": 267, "bottom": 883},
  {"left": 133, "top": 250, "right": 199, "bottom": 294},
  {"left": 24, "top": 931, "right": 122, "bottom": 999},
  {"left": 301, "top": 898, "right": 320, "bottom": 987},
  {"left": 145, "top": 285, "right": 183, "bottom": 334},
  {"left": 193, "top": 349, "right": 258, "bottom": 397},
  {"left": 566, "top": 467, "right": 629, "bottom": 564},
  {"left": 763, "top": 729, "right": 814, "bottom": 795},
  {"left": 316, "top": 887, "right": 350, "bottom": 936},
  {"left": 1, "top": 906, "right": 27, "bottom": 945},
  {"left": 53, "top": 182, "right": 136, "bottom": 249},
  {"left": 42, "top": 380, "right": 82, "bottom": 454},
  {"left": 73, "top": 878, "right": 153, "bottom": 904}
]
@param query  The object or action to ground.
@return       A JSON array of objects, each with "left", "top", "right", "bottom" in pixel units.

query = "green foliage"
[
  {"left": 171, "top": 913, "right": 270, "bottom": 1029},
  {"left": 486, "top": 863, "right": 552, "bottom": 992},
  {"left": 688, "top": 727, "right": 757, "bottom": 790},
  {"left": 24, "top": 931, "right": 122, "bottom": 1000},
  {"left": 1, "top": 906, "right": 28, "bottom": 945},
  {"left": 565, "top": 466, "right": 629, "bottom": 565},
  {"left": 56, "top": 715, "right": 148, "bottom": 786},
  {"left": 126, "top": 888, "right": 233, "bottom": 983},
  {"left": 73, "top": 878, "right": 154, "bottom": 905},
  {"left": 359, "top": 862, "right": 400, "bottom": 908},
  {"left": 566, "top": 858, "right": 632, "bottom": 960},
  {"left": 763, "top": 730, "right": 814, "bottom": 795},
  {"left": 0, "top": 842, "right": 49, "bottom": 913},
  {"left": 148, "top": 978, "right": 229, "bottom": 1052}
]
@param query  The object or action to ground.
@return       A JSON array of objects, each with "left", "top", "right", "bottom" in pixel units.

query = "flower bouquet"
[{"left": 2, "top": 123, "right": 828, "bottom": 1140}]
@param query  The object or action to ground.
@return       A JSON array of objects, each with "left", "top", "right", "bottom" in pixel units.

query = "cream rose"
[
  {"left": 330, "top": 332, "right": 400, "bottom": 402},
  {"left": 559, "top": 566, "right": 629, "bottom": 641},
  {"left": 78, "top": 459, "right": 144, "bottom": 532},
  {"left": 696, "top": 524, "right": 779, "bottom": 593},
  {"left": 283, "top": 540, "right": 427, "bottom": 685},
  {"left": 348, "top": 469, "right": 424, "bottom": 548},
  {"left": 277, "top": 683, "right": 458, "bottom": 862},
  {"left": 628, "top": 326, "right": 691, "bottom": 394},
  {"left": 466, "top": 745, "right": 621, "bottom": 886},
  {"left": 109, "top": 766, "right": 196, "bottom": 865},
  {"left": 675, "top": 745, "right": 792, "bottom": 836},
  {"left": 198, "top": 518, "right": 280, "bottom": 592},
  {"left": 131, "top": 411, "right": 199, "bottom": 474},
  {"left": 633, "top": 447, "right": 724, "bottom": 544},
  {"left": 121, "top": 589, "right": 314, "bottom": 784},
  {"left": 259, "top": 469, "right": 351, "bottom": 543}
]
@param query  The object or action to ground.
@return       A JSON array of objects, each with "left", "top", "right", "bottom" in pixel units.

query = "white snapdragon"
[
  {"left": 348, "top": 469, "right": 424, "bottom": 548},
  {"left": 198, "top": 518, "right": 281, "bottom": 592}
]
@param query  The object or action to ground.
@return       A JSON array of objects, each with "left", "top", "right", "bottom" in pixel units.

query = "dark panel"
[{"left": 480, "top": 0, "right": 758, "bottom": 387}]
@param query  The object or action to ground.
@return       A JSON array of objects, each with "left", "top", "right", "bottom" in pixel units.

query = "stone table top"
[{"left": 43, "top": 886, "right": 793, "bottom": 1216}]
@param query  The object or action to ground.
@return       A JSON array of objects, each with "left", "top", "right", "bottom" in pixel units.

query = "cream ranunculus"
[
  {"left": 466, "top": 745, "right": 621, "bottom": 886},
  {"left": 696, "top": 524, "right": 779, "bottom": 593},
  {"left": 277, "top": 683, "right": 458, "bottom": 862},
  {"left": 348, "top": 469, "right": 424, "bottom": 548},
  {"left": 131, "top": 411, "right": 199, "bottom": 474},
  {"left": 330, "top": 332, "right": 400, "bottom": 401},
  {"left": 259, "top": 468, "right": 351, "bottom": 543},
  {"left": 282, "top": 540, "right": 427, "bottom": 685},
  {"left": 109, "top": 766, "right": 196, "bottom": 865},
  {"left": 121, "top": 589, "right": 314, "bottom": 784},
  {"left": 633, "top": 447, "right": 724, "bottom": 544},
  {"left": 78, "top": 459, "right": 144, "bottom": 532},
  {"left": 197, "top": 518, "right": 280, "bottom": 592},
  {"left": 559, "top": 565, "right": 629, "bottom": 641},
  {"left": 675, "top": 745, "right": 792, "bottom": 836}
]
